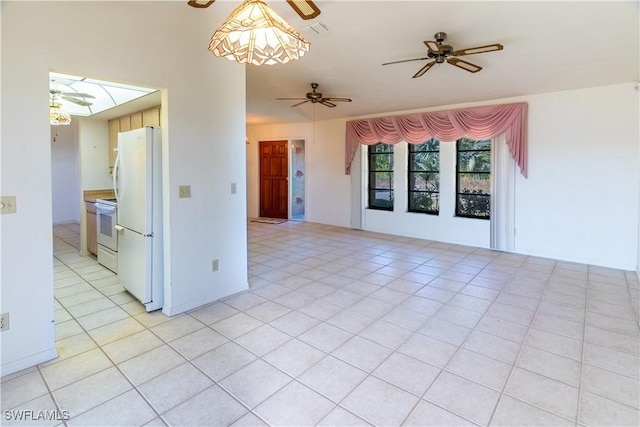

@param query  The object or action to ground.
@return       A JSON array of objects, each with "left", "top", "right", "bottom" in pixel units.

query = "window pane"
[
  {"left": 410, "top": 139, "right": 439, "bottom": 152},
  {"left": 370, "top": 143, "right": 393, "bottom": 154},
  {"left": 368, "top": 143, "right": 394, "bottom": 210},
  {"left": 458, "top": 151, "right": 490, "bottom": 173},
  {"left": 459, "top": 173, "right": 490, "bottom": 195},
  {"left": 370, "top": 190, "right": 393, "bottom": 208},
  {"left": 410, "top": 152, "right": 439, "bottom": 171},
  {"left": 374, "top": 172, "right": 393, "bottom": 189},
  {"left": 458, "top": 194, "right": 490, "bottom": 218},
  {"left": 372, "top": 153, "right": 392, "bottom": 171},
  {"left": 458, "top": 138, "right": 491, "bottom": 151},
  {"left": 409, "top": 192, "right": 439, "bottom": 213},
  {"left": 410, "top": 172, "right": 439, "bottom": 192}
]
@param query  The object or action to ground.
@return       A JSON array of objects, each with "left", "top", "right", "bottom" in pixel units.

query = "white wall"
[
  {"left": 51, "top": 122, "right": 80, "bottom": 224},
  {"left": 1, "top": 1, "right": 247, "bottom": 375},
  {"left": 514, "top": 84, "right": 638, "bottom": 269},
  {"left": 248, "top": 82, "right": 639, "bottom": 270}
]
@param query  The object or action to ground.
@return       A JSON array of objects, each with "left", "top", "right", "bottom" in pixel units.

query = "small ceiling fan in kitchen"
[
  {"left": 49, "top": 89, "right": 95, "bottom": 107},
  {"left": 187, "top": 0, "right": 321, "bottom": 20},
  {"left": 277, "top": 83, "right": 352, "bottom": 108},
  {"left": 383, "top": 32, "right": 504, "bottom": 78}
]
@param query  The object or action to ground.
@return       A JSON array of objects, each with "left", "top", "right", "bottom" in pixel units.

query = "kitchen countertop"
[{"left": 84, "top": 189, "right": 115, "bottom": 203}]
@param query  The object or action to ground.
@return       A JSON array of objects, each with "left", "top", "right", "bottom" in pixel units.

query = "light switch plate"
[
  {"left": 179, "top": 185, "right": 191, "bottom": 198},
  {"left": 0, "top": 196, "right": 17, "bottom": 214}
]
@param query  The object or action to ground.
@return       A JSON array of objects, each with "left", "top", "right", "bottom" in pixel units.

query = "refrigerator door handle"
[
  {"left": 115, "top": 225, "right": 124, "bottom": 231},
  {"left": 113, "top": 149, "right": 120, "bottom": 203}
]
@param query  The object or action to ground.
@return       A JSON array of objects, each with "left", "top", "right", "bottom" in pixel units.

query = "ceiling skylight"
[{"left": 49, "top": 72, "right": 158, "bottom": 117}]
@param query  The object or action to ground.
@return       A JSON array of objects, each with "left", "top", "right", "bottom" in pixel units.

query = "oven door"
[{"left": 95, "top": 202, "right": 118, "bottom": 252}]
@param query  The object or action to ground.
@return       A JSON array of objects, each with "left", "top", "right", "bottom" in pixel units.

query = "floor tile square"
[
  {"left": 299, "top": 356, "right": 367, "bottom": 402},
  {"left": 149, "top": 315, "right": 205, "bottom": 342},
  {"left": 405, "top": 400, "right": 472, "bottom": 426},
  {"left": 446, "top": 348, "right": 512, "bottom": 391},
  {"left": 139, "top": 363, "right": 213, "bottom": 414},
  {"left": 234, "top": 324, "right": 291, "bottom": 356},
  {"left": 67, "top": 389, "right": 156, "bottom": 427},
  {"left": 264, "top": 339, "right": 326, "bottom": 377},
  {"left": 170, "top": 327, "right": 229, "bottom": 360},
  {"left": 491, "top": 395, "right": 573, "bottom": 427},
  {"left": 578, "top": 391, "right": 640, "bottom": 427},
  {"left": 425, "top": 371, "right": 500, "bottom": 425},
  {"left": 254, "top": 381, "right": 335, "bottom": 426},
  {"left": 192, "top": 342, "right": 257, "bottom": 382},
  {"left": 118, "top": 345, "right": 186, "bottom": 386},
  {"left": 359, "top": 320, "right": 413, "bottom": 349},
  {"left": 398, "top": 333, "right": 458, "bottom": 368},
  {"left": 219, "top": 359, "right": 291, "bottom": 408},
  {"left": 373, "top": 352, "right": 440, "bottom": 396},
  {"left": 269, "top": 310, "right": 320, "bottom": 336},
  {"left": 298, "top": 322, "right": 353, "bottom": 353},
  {"left": 211, "top": 312, "right": 264, "bottom": 339},
  {"left": 504, "top": 367, "right": 578, "bottom": 420},
  {"left": 163, "top": 385, "right": 247, "bottom": 427},
  {"left": 341, "top": 376, "right": 419, "bottom": 426},
  {"left": 332, "top": 336, "right": 392, "bottom": 372}
]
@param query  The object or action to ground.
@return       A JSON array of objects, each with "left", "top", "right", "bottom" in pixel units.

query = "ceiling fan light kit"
[
  {"left": 208, "top": 0, "right": 310, "bottom": 66},
  {"left": 49, "top": 101, "right": 71, "bottom": 126},
  {"left": 383, "top": 32, "right": 504, "bottom": 78}
]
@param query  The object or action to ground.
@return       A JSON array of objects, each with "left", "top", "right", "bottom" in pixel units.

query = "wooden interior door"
[{"left": 259, "top": 140, "right": 288, "bottom": 219}]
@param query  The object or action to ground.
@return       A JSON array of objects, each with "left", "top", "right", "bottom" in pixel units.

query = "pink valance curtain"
[{"left": 345, "top": 102, "right": 528, "bottom": 177}]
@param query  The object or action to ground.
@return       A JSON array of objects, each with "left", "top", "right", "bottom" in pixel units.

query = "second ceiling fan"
[
  {"left": 277, "top": 83, "right": 352, "bottom": 108},
  {"left": 383, "top": 32, "right": 504, "bottom": 78}
]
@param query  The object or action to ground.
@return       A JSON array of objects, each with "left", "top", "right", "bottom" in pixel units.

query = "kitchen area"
[{"left": 51, "top": 72, "right": 163, "bottom": 318}]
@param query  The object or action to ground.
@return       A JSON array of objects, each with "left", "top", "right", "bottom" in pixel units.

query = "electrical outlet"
[
  {"left": 179, "top": 185, "right": 191, "bottom": 199},
  {"left": 1, "top": 313, "right": 9, "bottom": 332},
  {"left": 231, "top": 183, "right": 237, "bottom": 194},
  {"left": 212, "top": 259, "right": 219, "bottom": 272},
  {"left": 1, "top": 196, "right": 17, "bottom": 214}
]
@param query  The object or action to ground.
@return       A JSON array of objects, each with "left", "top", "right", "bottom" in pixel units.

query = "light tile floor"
[{"left": 2, "top": 221, "right": 640, "bottom": 426}]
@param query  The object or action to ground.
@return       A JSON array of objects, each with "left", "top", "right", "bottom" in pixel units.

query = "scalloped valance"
[{"left": 345, "top": 102, "right": 528, "bottom": 177}]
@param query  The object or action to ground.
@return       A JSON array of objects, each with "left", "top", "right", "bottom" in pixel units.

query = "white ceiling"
[{"left": 236, "top": 0, "right": 638, "bottom": 125}]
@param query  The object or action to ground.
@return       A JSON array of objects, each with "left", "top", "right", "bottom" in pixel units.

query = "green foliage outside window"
[
  {"left": 368, "top": 143, "right": 394, "bottom": 210},
  {"left": 457, "top": 138, "right": 491, "bottom": 219},
  {"left": 409, "top": 139, "right": 440, "bottom": 214}
]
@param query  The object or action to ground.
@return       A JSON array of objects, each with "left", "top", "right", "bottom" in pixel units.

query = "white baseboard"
[{"left": 1, "top": 348, "right": 58, "bottom": 378}]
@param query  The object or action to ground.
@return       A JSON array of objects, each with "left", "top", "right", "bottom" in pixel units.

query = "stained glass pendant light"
[
  {"left": 209, "top": 0, "right": 310, "bottom": 66},
  {"left": 50, "top": 101, "right": 71, "bottom": 125}
]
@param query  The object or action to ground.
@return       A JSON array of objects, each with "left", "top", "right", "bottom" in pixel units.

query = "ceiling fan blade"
[
  {"left": 453, "top": 43, "right": 503, "bottom": 56},
  {"left": 319, "top": 100, "right": 336, "bottom": 108},
  {"left": 291, "top": 100, "right": 310, "bottom": 107},
  {"left": 61, "top": 96, "right": 93, "bottom": 106},
  {"left": 187, "top": 0, "right": 215, "bottom": 8},
  {"left": 412, "top": 60, "right": 437, "bottom": 78},
  {"left": 277, "top": 97, "right": 308, "bottom": 100},
  {"left": 382, "top": 57, "right": 430, "bottom": 66},
  {"left": 424, "top": 40, "right": 441, "bottom": 54},
  {"left": 61, "top": 92, "right": 95, "bottom": 99},
  {"left": 286, "top": 0, "right": 321, "bottom": 20},
  {"left": 447, "top": 58, "right": 482, "bottom": 73},
  {"left": 323, "top": 97, "right": 352, "bottom": 103}
]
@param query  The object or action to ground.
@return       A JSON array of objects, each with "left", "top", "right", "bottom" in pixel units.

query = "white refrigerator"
[{"left": 113, "top": 127, "right": 164, "bottom": 312}]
